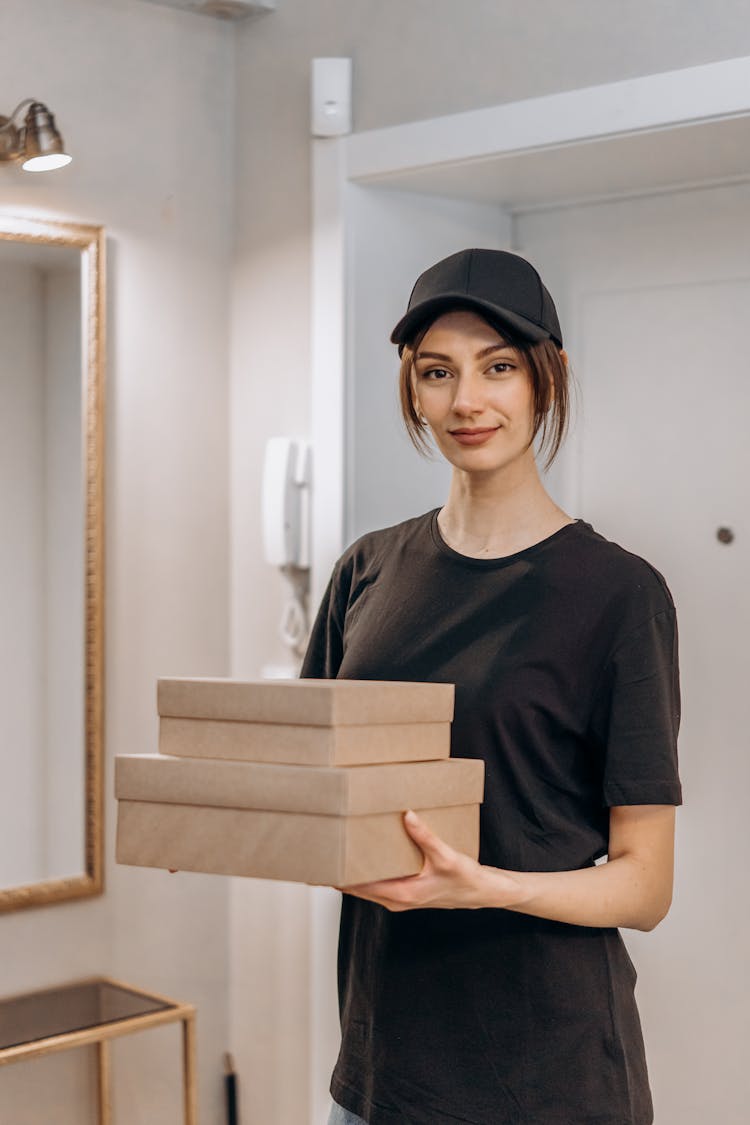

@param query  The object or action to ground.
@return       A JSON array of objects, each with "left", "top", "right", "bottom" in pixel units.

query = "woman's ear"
[{"left": 559, "top": 348, "right": 569, "bottom": 368}]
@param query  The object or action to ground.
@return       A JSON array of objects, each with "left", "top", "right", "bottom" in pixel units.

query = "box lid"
[
  {"left": 115, "top": 753, "right": 483, "bottom": 815},
  {"left": 157, "top": 677, "right": 455, "bottom": 726}
]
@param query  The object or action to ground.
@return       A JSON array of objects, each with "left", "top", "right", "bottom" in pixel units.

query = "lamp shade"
[{"left": 21, "top": 102, "right": 71, "bottom": 171}]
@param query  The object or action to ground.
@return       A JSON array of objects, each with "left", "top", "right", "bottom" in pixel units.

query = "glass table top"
[{"left": 0, "top": 979, "right": 175, "bottom": 1051}]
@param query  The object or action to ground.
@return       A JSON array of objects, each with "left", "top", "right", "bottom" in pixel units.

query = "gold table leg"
[
  {"left": 97, "top": 1039, "right": 111, "bottom": 1125},
  {"left": 182, "top": 1014, "right": 198, "bottom": 1125}
]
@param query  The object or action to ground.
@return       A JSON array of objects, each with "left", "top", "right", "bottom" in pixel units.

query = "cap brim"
[{"left": 390, "top": 295, "right": 556, "bottom": 352}]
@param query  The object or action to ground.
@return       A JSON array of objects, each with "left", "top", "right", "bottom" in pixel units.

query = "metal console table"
[{"left": 0, "top": 975, "right": 197, "bottom": 1124}]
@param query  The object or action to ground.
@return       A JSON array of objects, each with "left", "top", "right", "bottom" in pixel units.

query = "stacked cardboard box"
[{"left": 115, "top": 677, "right": 484, "bottom": 886}]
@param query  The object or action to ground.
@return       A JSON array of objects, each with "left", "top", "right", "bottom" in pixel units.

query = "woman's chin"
[{"left": 437, "top": 441, "right": 529, "bottom": 476}]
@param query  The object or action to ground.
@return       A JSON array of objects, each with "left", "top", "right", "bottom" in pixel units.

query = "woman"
[{"left": 302, "top": 248, "right": 682, "bottom": 1125}]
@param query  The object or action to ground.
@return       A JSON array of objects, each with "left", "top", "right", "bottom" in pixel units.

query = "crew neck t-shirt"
[{"left": 301, "top": 511, "right": 682, "bottom": 1125}]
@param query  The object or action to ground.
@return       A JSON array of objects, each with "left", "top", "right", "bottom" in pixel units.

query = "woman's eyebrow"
[
  {"left": 477, "top": 343, "right": 514, "bottom": 357},
  {"left": 415, "top": 343, "right": 513, "bottom": 362}
]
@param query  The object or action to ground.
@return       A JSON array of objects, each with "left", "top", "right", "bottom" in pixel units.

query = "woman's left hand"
[
  {"left": 338, "top": 810, "right": 519, "bottom": 911},
  {"left": 338, "top": 805, "right": 677, "bottom": 928}
]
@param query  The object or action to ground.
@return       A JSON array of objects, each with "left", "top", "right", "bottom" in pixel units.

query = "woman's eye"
[
  {"left": 421, "top": 367, "right": 452, "bottom": 381},
  {"left": 488, "top": 361, "right": 514, "bottom": 375}
]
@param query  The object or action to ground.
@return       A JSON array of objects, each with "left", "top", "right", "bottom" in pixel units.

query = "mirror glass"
[{"left": 0, "top": 215, "right": 104, "bottom": 912}]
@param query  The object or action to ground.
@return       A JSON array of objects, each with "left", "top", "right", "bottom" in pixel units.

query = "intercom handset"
[
  {"left": 262, "top": 438, "right": 312, "bottom": 662},
  {"left": 262, "top": 437, "right": 312, "bottom": 570}
]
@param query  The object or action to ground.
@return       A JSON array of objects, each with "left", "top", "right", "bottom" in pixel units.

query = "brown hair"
[{"left": 398, "top": 311, "right": 570, "bottom": 469}]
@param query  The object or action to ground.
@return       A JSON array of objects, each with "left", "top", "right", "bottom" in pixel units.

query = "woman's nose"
[{"left": 451, "top": 374, "right": 484, "bottom": 416}]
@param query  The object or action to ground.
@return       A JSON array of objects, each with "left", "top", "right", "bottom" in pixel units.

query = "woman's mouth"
[{"left": 448, "top": 427, "right": 499, "bottom": 446}]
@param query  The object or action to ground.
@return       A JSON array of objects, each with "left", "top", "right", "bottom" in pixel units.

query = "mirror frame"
[{"left": 0, "top": 214, "right": 105, "bottom": 913}]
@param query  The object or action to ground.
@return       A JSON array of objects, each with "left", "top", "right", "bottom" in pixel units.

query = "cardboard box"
[
  {"left": 158, "top": 717, "right": 451, "bottom": 765},
  {"left": 115, "top": 754, "right": 484, "bottom": 814},
  {"left": 157, "top": 677, "right": 455, "bottom": 727},
  {"left": 116, "top": 800, "right": 480, "bottom": 886},
  {"left": 116, "top": 677, "right": 474, "bottom": 886}
]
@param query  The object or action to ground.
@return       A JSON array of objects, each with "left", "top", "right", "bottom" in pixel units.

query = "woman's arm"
[{"left": 341, "top": 804, "right": 676, "bottom": 932}]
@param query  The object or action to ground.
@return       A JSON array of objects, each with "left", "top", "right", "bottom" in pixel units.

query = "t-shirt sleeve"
[
  {"left": 589, "top": 606, "right": 682, "bottom": 807},
  {"left": 299, "top": 559, "right": 348, "bottom": 680}
]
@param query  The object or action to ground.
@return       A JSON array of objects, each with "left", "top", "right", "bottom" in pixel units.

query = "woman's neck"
[{"left": 438, "top": 457, "right": 573, "bottom": 559}]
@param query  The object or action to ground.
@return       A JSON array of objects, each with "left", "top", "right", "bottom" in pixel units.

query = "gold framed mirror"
[{"left": 0, "top": 214, "right": 104, "bottom": 912}]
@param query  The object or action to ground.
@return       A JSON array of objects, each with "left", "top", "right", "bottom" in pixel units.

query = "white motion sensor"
[{"left": 311, "top": 57, "right": 353, "bottom": 137}]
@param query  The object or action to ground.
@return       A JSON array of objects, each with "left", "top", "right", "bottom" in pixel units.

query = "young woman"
[{"left": 302, "top": 248, "right": 682, "bottom": 1125}]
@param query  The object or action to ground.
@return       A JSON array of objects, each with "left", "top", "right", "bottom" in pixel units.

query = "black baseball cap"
[{"left": 390, "top": 248, "right": 563, "bottom": 352}]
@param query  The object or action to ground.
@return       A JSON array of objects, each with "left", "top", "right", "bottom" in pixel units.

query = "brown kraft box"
[
  {"left": 116, "top": 801, "right": 480, "bottom": 886},
  {"left": 115, "top": 754, "right": 485, "bottom": 815},
  {"left": 158, "top": 717, "right": 451, "bottom": 766},
  {"left": 157, "top": 677, "right": 455, "bottom": 727}
]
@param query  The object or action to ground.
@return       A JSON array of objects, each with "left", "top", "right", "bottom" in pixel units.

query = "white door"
[{"left": 518, "top": 180, "right": 750, "bottom": 1125}]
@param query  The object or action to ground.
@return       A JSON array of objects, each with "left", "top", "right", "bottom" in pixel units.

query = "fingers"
[
  {"left": 403, "top": 810, "right": 456, "bottom": 868},
  {"left": 338, "top": 814, "right": 457, "bottom": 910},
  {"left": 339, "top": 873, "right": 419, "bottom": 897},
  {"left": 339, "top": 876, "right": 421, "bottom": 911}
]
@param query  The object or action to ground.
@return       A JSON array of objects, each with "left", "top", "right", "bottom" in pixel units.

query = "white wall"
[{"left": 0, "top": 2, "right": 233, "bottom": 1122}]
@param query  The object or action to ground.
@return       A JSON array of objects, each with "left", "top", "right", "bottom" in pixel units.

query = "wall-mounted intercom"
[
  {"left": 262, "top": 437, "right": 312, "bottom": 570},
  {"left": 262, "top": 438, "right": 312, "bottom": 666}
]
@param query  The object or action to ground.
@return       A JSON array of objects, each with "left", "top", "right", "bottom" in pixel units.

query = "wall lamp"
[{"left": 0, "top": 100, "right": 72, "bottom": 172}]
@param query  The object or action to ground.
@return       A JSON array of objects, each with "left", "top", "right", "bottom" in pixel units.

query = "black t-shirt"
[{"left": 301, "top": 511, "right": 682, "bottom": 1125}]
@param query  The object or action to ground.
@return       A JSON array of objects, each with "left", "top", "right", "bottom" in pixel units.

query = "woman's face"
[{"left": 411, "top": 309, "right": 537, "bottom": 477}]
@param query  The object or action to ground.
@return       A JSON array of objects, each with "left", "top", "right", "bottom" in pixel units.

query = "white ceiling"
[{"left": 362, "top": 114, "right": 750, "bottom": 213}]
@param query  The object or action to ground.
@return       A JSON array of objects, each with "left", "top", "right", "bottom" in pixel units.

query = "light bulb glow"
[{"left": 22, "top": 152, "right": 72, "bottom": 172}]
